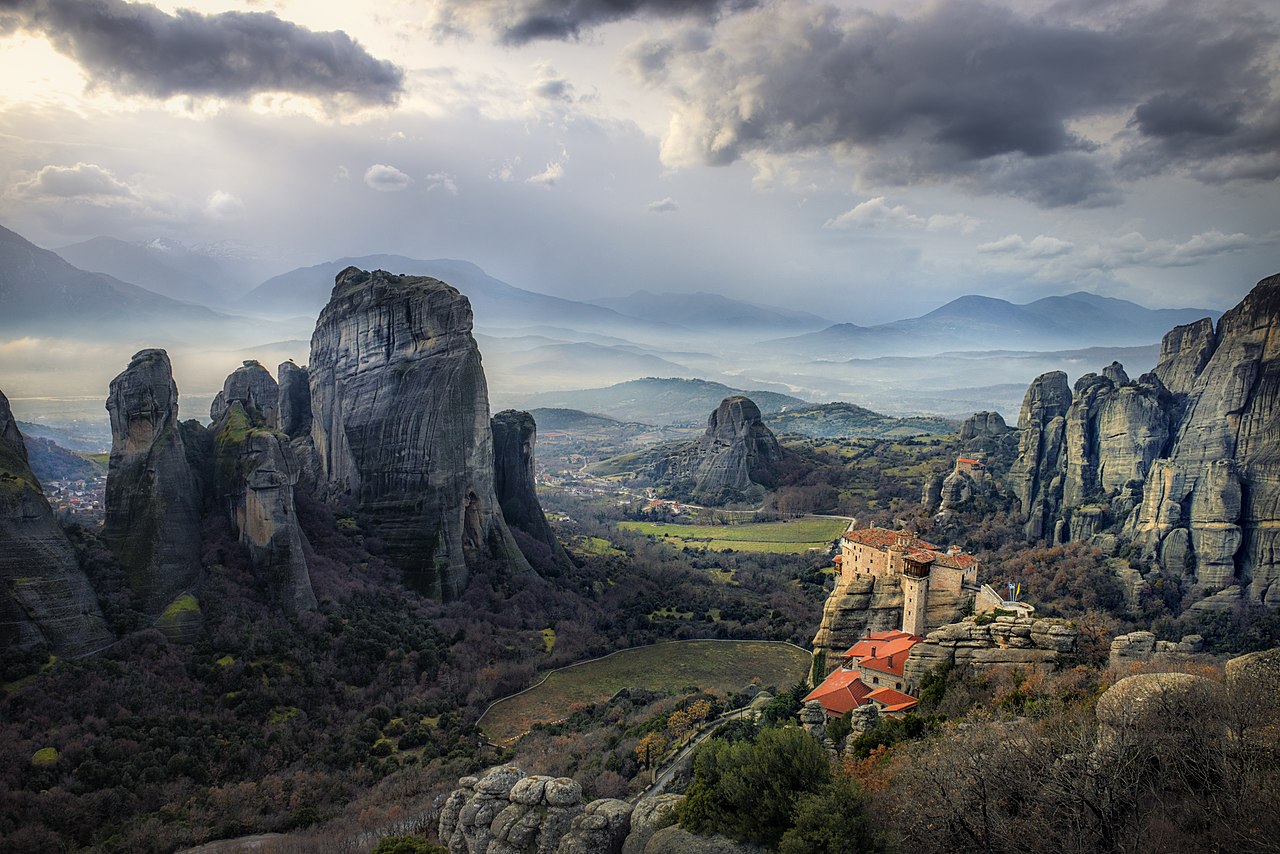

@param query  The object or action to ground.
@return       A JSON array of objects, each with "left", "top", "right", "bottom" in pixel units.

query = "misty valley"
[{"left": 2, "top": 219, "right": 1278, "bottom": 853}]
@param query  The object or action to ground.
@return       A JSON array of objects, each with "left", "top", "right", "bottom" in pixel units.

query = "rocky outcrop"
[
  {"left": 212, "top": 386, "right": 315, "bottom": 612},
  {"left": 103, "top": 349, "right": 205, "bottom": 619},
  {"left": 492, "top": 410, "right": 568, "bottom": 569},
  {"left": 0, "top": 387, "right": 112, "bottom": 656},
  {"left": 438, "top": 766, "right": 626, "bottom": 854},
  {"left": 621, "top": 795, "right": 682, "bottom": 854},
  {"left": 645, "top": 396, "right": 789, "bottom": 506},
  {"left": 960, "top": 411, "right": 1012, "bottom": 442},
  {"left": 1010, "top": 274, "right": 1280, "bottom": 609},
  {"left": 1108, "top": 631, "right": 1205, "bottom": 668},
  {"left": 1095, "top": 671, "right": 1221, "bottom": 732},
  {"left": 902, "top": 616, "right": 1078, "bottom": 686},
  {"left": 308, "top": 268, "right": 528, "bottom": 598},
  {"left": 276, "top": 360, "right": 312, "bottom": 439},
  {"left": 210, "top": 360, "right": 279, "bottom": 428},
  {"left": 641, "top": 827, "right": 763, "bottom": 854}
]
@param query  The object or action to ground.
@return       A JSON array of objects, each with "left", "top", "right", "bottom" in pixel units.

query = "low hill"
[
  {"left": 765, "top": 402, "right": 958, "bottom": 439},
  {"left": 512, "top": 378, "right": 808, "bottom": 426},
  {"left": 24, "top": 436, "right": 105, "bottom": 483},
  {"left": 530, "top": 408, "right": 645, "bottom": 431}
]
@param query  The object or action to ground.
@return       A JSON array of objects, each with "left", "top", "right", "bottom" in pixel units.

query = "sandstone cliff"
[
  {"left": 103, "top": 349, "right": 205, "bottom": 621},
  {"left": 492, "top": 409, "right": 569, "bottom": 569},
  {"left": 211, "top": 362, "right": 316, "bottom": 612},
  {"left": 0, "top": 387, "right": 112, "bottom": 656},
  {"left": 308, "top": 267, "right": 528, "bottom": 598},
  {"left": 1009, "top": 273, "right": 1280, "bottom": 609}
]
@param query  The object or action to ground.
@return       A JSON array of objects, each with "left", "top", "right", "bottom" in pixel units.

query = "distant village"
[{"left": 43, "top": 475, "right": 107, "bottom": 524}]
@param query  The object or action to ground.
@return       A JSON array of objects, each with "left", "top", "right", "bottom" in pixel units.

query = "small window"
[{"left": 872, "top": 676, "right": 879, "bottom": 685}]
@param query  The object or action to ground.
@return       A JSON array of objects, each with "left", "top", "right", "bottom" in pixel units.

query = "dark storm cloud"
[
  {"left": 0, "top": 0, "right": 403, "bottom": 104},
  {"left": 629, "top": 0, "right": 1280, "bottom": 205},
  {"left": 435, "top": 0, "right": 756, "bottom": 45}
]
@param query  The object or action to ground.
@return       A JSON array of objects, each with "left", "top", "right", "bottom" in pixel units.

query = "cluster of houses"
[{"left": 43, "top": 475, "right": 107, "bottom": 524}]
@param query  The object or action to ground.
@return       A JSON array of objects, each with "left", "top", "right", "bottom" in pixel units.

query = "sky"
[{"left": 0, "top": 0, "right": 1277, "bottom": 322}]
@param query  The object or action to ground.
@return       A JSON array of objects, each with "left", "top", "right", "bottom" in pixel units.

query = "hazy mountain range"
[{"left": 0, "top": 221, "right": 1226, "bottom": 426}]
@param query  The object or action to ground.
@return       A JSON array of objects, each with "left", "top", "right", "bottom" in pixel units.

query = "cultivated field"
[
  {"left": 616, "top": 517, "right": 848, "bottom": 554},
  {"left": 478, "top": 639, "right": 811, "bottom": 745}
]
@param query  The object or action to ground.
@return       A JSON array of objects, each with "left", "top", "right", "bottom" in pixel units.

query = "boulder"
[
  {"left": 621, "top": 794, "right": 682, "bottom": 854},
  {"left": 558, "top": 799, "right": 632, "bottom": 854}
]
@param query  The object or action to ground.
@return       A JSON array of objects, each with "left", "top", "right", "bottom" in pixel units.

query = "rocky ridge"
[
  {"left": 308, "top": 267, "right": 529, "bottom": 598},
  {"left": 902, "top": 615, "right": 1078, "bottom": 686},
  {"left": 1009, "top": 274, "right": 1280, "bottom": 609},
  {"left": 0, "top": 387, "right": 112, "bottom": 655}
]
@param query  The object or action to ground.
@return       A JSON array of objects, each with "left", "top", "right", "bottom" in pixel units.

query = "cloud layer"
[
  {"left": 625, "top": 0, "right": 1280, "bottom": 206},
  {"left": 1, "top": 0, "right": 403, "bottom": 104},
  {"left": 430, "top": 0, "right": 755, "bottom": 44}
]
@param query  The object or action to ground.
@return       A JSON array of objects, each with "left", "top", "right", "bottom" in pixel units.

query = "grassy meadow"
[
  {"left": 616, "top": 516, "right": 847, "bottom": 554},
  {"left": 478, "top": 639, "right": 811, "bottom": 745}
]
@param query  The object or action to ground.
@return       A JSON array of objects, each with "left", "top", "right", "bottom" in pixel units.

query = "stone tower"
[{"left": 900, "top": 552, "right": 933, "bottom": 636}]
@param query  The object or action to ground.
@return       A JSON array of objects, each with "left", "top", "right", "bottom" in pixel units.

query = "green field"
[
  {"left": 616, "top": 517, "right": 847, "bottom": 553},
  {"left": 478, "top": 639, "right": 811, "bottom": 745}
]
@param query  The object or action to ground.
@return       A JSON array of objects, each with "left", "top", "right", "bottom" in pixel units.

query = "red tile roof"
[
  {"left": 804, "top": 669, "right": 873, "bottom": 716},
  {"left": 933, "top": 552, "right": 979, "bottom": 570},
  {"left": 842, "top": 527, "right": 938, "bottom": 551},
  {"left": 841, "top": 630, "right": 922, "bottom": 676},
  {"left": 957, "top": 457, "right": 983, "bottom": 466},
  {"left": 867, "top": 687, "right": 918, "bottom": 713}
]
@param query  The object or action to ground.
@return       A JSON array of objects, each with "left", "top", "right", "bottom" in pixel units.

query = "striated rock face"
[
  {"left": 1008, "top": 371, "right": 1071, "bottom": 540},
  {"left": 1108, "top": 630, "right": 1205, "bottom": 669},
  {"left": 103, "top": 349, "right": 204, "bottom": 618},
  {"left": 1010, "top": 274, "right": 1280, "bottom": 609},
  {"left": 212, "top": 396, "right": 315, "bottom": 613},
  {"left": 438, "top": 766, "right": 629, "bottom": 854},
  {"left": 276, "top": 361, "right": 312, "bottom": 439},
  {"left": 309, "top": 268, "right": 527, "bottom": 598},
  {"left": 902, "top": 616, "right": 1077, "bottom": 686},
  {"left": 492, "top": 409, "right": 568, "bottom": 569},
  {"left": 0, "top": 388, "right": 112, "bottom": 656},
  {"left": 960, "top": 411, "right": 1012, "bottom": 442},
  {"left": 691, "top": 396, "right": 784, "bottom": 505},
  {"left": 647, "top": 396, "right": 787, "bottom": 506}
]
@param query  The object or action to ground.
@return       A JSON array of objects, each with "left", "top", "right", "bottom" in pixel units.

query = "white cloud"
[
  {"left": 13, "top": 163, "right": 135, "bottom": 201},
  {"left": 424, "top": 172, "right": 459, "bottom": 195},
  {"left": 205, "top": 190, "right": 245, "bottom": 220},
  {"left": 364, "top": 163, "right": 413, "bottom": 192},
  {"left": 647, "top": 197, "right": 678, "bottom": 212},
  {"left": 978, "top": 234, "right": 1075, "bottom": 258},
  {"left": 527, "top": 161, "right": 565, "bottom": 186},
  {"left": 825, "top": 197, "right": 982, "bottom": 234}
]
